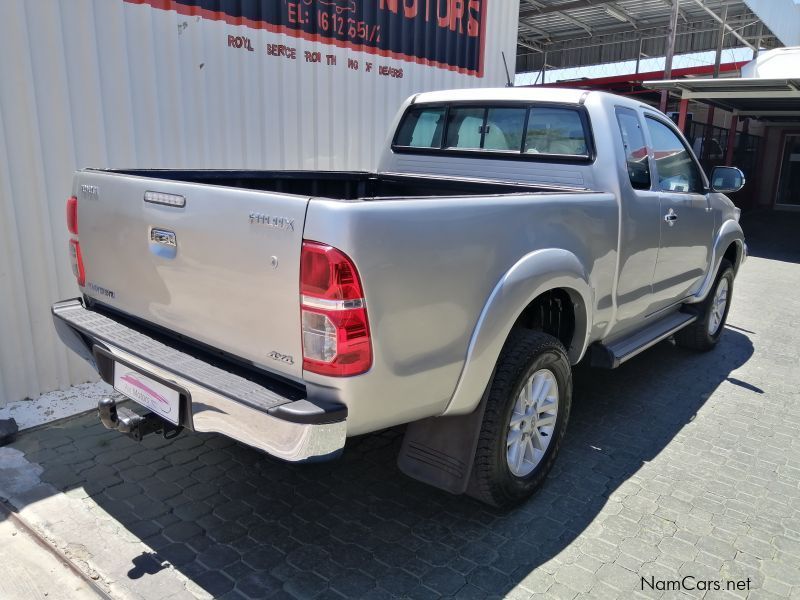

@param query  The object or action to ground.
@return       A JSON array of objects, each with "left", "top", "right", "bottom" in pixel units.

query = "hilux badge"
[{"left": 249, "top": 212, "right": 295, "bottom": 231}]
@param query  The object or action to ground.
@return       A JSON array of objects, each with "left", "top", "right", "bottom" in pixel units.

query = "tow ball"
[{"left": 97, "top": 397, "right": 182, "bottom": 442}]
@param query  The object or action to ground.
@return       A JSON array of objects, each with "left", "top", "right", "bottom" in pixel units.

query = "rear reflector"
[
  {"left": 67, "top": 196, "right": 78, "bottom": 235},
  {"left": 300, "top": 241, "right": 371, "bottom": 377},
  {"left": 69, "top": 239, "right": 86, "bottom": 287}
]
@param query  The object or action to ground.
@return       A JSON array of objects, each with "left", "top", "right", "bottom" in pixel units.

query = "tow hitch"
[{"left": 97, "top": 397, "right": 182, "bottom": 442}]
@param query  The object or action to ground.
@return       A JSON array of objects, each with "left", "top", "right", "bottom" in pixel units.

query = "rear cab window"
[
  {"left": 525, "top": 108, "right": 588, "bottom": 156},
  {"left": 445, "top": 107, "right": 486, "bottom": 149},
  {"left": 393, "top": 102, "right": 593, "bottom": 161},
  {"left": 394, "top": 106, "right": 446, "bottom": 148}
]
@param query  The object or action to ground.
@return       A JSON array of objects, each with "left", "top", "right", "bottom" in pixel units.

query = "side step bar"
[{"left": 590, "top": 311, "right": 697, "bottom": 369}]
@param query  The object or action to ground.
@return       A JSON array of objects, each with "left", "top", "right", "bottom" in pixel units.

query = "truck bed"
[
  {"left": 72, "top": 166, "right": 607, "bottom": 397},
  {"left": 96, "top": 169, "right": 584, "bottom": 199}
]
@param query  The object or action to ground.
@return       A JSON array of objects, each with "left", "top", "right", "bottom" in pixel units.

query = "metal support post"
[
  {"left": 677, "top": 97, "right": 690, "bottom": 133},
  {"left": 725, "top": 114, "right": 738, "bottom": 166},
  {"left": 659, "top": 0, "right": 680, "bottom": 113}
]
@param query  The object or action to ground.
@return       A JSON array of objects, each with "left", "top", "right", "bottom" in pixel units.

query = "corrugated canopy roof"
[
  {"left": 517, "top": 0, "right": 782, "bottom": 73},
  {"left": 643, "top": 77, "right": 800, "bottom": 119}
]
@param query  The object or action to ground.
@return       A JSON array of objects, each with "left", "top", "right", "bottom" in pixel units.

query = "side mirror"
[{"left": 710, "top": 166, "right": 745, "bottom": 194}]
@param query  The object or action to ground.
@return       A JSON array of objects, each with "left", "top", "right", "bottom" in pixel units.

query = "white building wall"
[
  {"left": 0, "top": 0, "right": 519, "bottom": 405},
  {"left": 744, "top": 0, "right": 800, "bottom": 47}
]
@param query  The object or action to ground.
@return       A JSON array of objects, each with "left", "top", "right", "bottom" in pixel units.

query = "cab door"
[
  {"left": 612, "top": 107, "right": 662, "bottom": 329},
  {"left": 644, "top": 115, "right": 715, "bottom": 310}
]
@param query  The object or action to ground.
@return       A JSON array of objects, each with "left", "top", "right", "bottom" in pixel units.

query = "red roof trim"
[{"left": 530, "top": 61, "right": 750, "bottom": 88}]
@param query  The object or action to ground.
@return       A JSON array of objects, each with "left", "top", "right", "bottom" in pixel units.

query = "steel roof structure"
[{"left": 516, "top": 0, "right": 782, "bottom": 74}]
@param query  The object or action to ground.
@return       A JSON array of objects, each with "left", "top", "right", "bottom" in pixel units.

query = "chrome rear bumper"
[{"left": 52, "top": 299, "right": 346, "bottom": 462}]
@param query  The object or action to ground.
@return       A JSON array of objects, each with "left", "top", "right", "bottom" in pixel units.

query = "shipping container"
[{"left": 0, "top": 0, "right": 520, "bottom": 405}]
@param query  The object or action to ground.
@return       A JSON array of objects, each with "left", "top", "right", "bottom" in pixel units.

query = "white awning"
[{"left": 643, "top": 77, "right": 800, "bottom": 120}]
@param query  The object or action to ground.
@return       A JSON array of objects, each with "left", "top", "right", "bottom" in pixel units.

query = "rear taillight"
[
  {"left": 69, "top": 239, "right": 86, "bottom": 287},
  {"left": 300, "top": 241, "right": 371, "bottom": 376},
  {"left": 67, "top": 195, "right": 85, "bottom": 287},
  {"left": 66, "top": 195, "right": 78, "bottom": 235}
]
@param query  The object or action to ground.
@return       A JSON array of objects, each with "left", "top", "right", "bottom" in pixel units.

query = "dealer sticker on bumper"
[{"left": 113, "top": 365, "right": 180, "bottom": 425}]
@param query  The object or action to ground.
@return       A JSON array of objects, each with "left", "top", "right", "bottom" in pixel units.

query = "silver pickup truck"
[{"left": 53, "top": 88, "right": 746, "bottom": 507}]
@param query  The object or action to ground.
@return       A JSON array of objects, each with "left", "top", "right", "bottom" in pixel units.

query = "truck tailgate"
[{"left": 74, "top": 170, "right": 308, "bottom": 380}]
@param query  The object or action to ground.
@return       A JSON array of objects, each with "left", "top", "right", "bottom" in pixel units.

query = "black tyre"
[
  {"left": 469, "top": 329, "right": 572, "bottom": 508},
  {"left": 675, "top": 259, "right": 734, "bottom": 351}
]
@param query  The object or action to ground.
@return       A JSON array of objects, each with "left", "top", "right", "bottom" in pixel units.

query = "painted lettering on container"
[
  {"left": 128, "top": 0, "right": 487, "bottom": 76},
  {"left": 227, "top": 35, "right": 254, "bottom": 51}
]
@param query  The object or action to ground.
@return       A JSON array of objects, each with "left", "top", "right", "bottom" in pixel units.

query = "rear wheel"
[
  {"left": 469, "top": 330, "right": 572, "bottom": 508},
  {"left": 675, "top": 259, "right": 734, "bottom": 351}
]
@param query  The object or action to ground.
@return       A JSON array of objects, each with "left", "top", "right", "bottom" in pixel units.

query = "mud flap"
[{"left": 397, "top": 384, "right": 490, "bottom": 495}]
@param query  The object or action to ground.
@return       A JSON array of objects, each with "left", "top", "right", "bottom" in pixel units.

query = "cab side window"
[
  {"left": 645, "top": 116, "right": 704, "bottom": 193},
  {"left": 615, "top": 107, "right": 650, "bottom": 190}
]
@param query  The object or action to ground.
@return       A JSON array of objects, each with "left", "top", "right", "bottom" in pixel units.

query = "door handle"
[{"left": 664, "top": 208, "right": 678, "bottom": 226}]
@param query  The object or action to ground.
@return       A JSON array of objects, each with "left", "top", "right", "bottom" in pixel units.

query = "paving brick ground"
[{"left": 2, "top": 211, "right": 799, "bottom": 599}]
